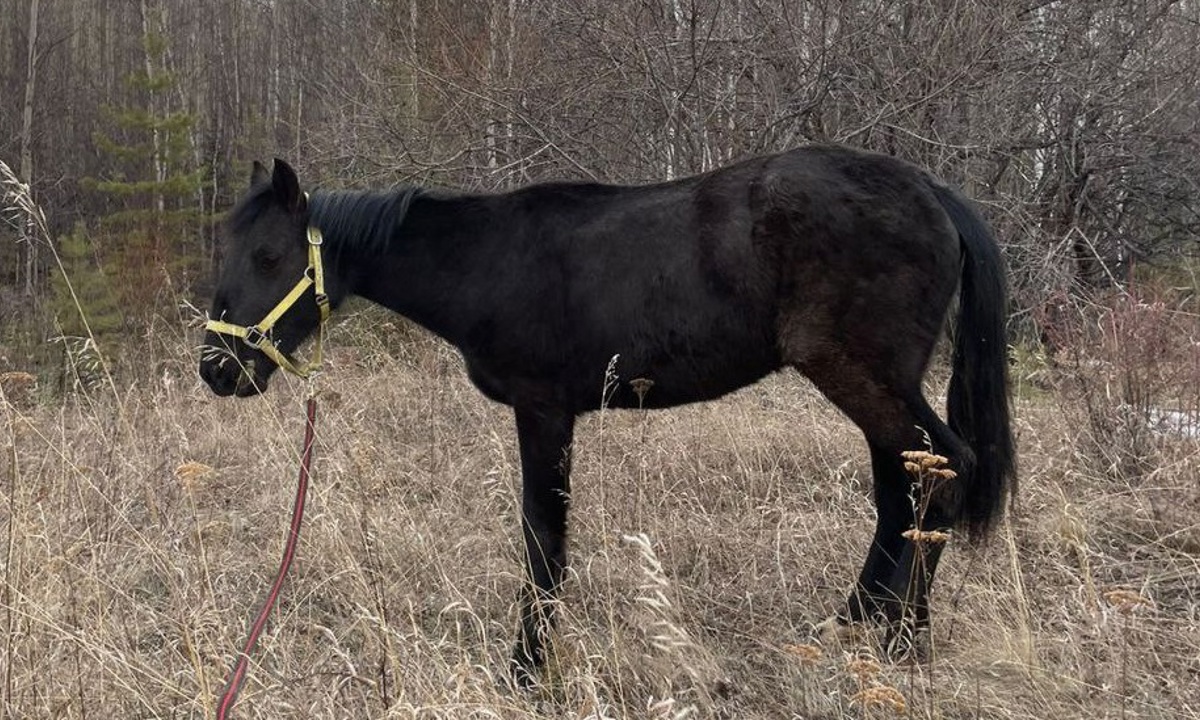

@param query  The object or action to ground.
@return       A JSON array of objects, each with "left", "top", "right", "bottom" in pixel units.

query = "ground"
[{"left": 1, "top": 313, "right": 1197, "bottom": 719}]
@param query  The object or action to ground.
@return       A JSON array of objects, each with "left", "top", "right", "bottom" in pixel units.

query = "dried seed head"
[
  {"left": 175, "top": 461, "right": 215, "bottom": 492},
  {"left": 901, "top": 450, "right": 951, "bottom": 469},
  {"left": 850, "top": 685, "right": 907, "bottom": 714},
  {"left": 630, "top": 377, "right": 655, "bottom": 395},
  {"left": 902, "top": 528, "right": 952, "bottom": 544},
  {"left": 783, "top": 643, "right": 822, "bottom": 665},
  {"left": 1103, "top": 589, "right": 1152, "bottom": 614},
  {"left": 845, "top": 656, "right": 881, "bottom": 683}
]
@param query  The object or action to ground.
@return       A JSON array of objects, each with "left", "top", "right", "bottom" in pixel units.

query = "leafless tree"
[{"left": 1, "top": 0, "right": 1197, "bottom": 353}]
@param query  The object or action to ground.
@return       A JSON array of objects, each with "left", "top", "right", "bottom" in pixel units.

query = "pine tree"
[
  {"left": 50, "top": 222, "right": 124, "bottom": 348},
  {"left": 83, "top": 3, "right": 206, "bottom": 324}
]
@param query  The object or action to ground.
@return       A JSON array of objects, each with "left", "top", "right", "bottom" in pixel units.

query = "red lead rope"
[{"left": 216, "top": 397, "right": 317, "bottom": 719}]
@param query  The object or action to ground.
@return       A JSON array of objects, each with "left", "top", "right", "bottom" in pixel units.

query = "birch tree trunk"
[
  {"left": 485, "top": 1, "right": 500, "bottom": 170},
  {"left": 408, "top": 0, "right": 420, "bottom": 119},
  {"left": 19, "top": 0, "right": 39, "bottom": 300},
  {"left": 483, "top": 0, "right": 519, "bottom": 176},
  {"left": 139, "top": 0, "right": 166, "bottom": 215}
]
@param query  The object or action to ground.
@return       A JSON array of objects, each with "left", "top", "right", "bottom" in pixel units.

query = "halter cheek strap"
[{"left": 205, "top": 227, "right": 330, "bottom": 379}]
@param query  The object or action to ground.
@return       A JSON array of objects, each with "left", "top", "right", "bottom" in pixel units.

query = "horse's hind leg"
[
  {"left": 844, "top": 442, "right": 920, "bottom": 625},
  {"left": 854, "top": 409, "right": 966, "bottom": 636},
  {"left": 797, "top": 356, "right": 972, "bottom": 647}
]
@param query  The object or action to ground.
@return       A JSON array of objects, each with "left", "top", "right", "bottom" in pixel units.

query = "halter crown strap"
[{"left": 205, "top": 227, "right": 329, "bottom": 379}]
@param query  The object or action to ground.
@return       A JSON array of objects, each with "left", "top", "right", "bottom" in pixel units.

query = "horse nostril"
[{"left": 200, "top": 357, "right": 239, "bottom": 396}]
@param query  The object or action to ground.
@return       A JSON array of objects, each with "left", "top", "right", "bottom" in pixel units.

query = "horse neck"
[{"left": 310, "top": 188, "right": 493, "bottom": 347}]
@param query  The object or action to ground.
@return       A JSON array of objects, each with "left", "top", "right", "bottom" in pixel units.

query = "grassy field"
[{"left": 2, "top": 311, "right": 1198, "bottom": 719}]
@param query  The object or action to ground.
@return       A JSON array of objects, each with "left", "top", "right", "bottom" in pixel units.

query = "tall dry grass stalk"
[{"left": 621, "top": 531, "right": 711, "bottom": 716}]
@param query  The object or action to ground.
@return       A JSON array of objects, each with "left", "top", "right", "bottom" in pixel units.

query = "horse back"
[{"left": 460, "top": 145, "right": 960, "bottom": 412}]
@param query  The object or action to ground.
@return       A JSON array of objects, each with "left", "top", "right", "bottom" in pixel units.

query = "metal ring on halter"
[{"left": 243, "top": 326, "right": 268, "bottom": 349}]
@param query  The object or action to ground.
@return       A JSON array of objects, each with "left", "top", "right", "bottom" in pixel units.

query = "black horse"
[{"left": 199, "top": 145, "right": 1015, "bottom": 680}]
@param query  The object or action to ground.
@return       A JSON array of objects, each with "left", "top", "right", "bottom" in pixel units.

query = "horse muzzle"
[{"left": 199, "top": 338, "right": 270, "bottom": 397}]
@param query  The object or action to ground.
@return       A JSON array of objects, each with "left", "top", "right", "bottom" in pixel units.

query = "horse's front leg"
[{"left": 511, "top": 404, "right": 575, "bottom": 684}]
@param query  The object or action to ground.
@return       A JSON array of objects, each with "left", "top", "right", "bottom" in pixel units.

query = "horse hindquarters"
[{"left": 769, "top": 153, "right": 997, "bottom": 644}]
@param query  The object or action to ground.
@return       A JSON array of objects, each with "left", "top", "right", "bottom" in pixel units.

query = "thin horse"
[{"left": 199, "top": 144, "right": 1015, "bottom": 680}]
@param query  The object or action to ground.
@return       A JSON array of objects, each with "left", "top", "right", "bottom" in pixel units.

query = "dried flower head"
[
  {"left": 845, "top": 656, "right": 881, "bottom": 684},
  {"left": 630, "top": 377, "right": 655, "bottom": 396},
  {"left": 175, "top": 461, "right": 215, "bottom": 492},
  {"left": 850, "top": 685, "right": 907, "bottom": 714},
  {"left": 1103, "top": 589, "right": 1153, "bottom": 614},
  {"left": 900, "top": 450, "right": 948, "bottom": 468},
  {"left": 902, "top": 528, "right": 952, "bottom": 544},
  {"left": 901, "top": 450, "right": 956, "bottom": 480},
  {"left": 783, "top": 643, "right": 822, "bottom": 665}
]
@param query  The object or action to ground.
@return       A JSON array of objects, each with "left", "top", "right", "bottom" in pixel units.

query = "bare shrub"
[{"left": 1054, "top": 283, "right": 1200, "bottom": 482}]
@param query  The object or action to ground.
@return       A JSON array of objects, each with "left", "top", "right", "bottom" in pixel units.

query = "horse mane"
[
  {"left": 309, "top": 187, "right": 423, "bottom": 257},
  {"left": 226, "top": 182, "right": 422, "bottom": 258}
]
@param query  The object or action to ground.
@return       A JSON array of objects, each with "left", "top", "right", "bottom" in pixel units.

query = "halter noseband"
[{"left": 205, "top": 226, "right": 330, "bottom": 379}]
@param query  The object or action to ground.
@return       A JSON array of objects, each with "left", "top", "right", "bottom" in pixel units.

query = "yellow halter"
[{"left": 205, "top": 226, "right": 330, "bottom": 379}]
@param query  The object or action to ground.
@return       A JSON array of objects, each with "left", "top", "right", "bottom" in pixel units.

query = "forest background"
[
  {"left": 1, "top": 1, "right": 1199, "bottom": 718},
  {"left": 2, "top": 0, "right": 1198, "bottom": 359}
]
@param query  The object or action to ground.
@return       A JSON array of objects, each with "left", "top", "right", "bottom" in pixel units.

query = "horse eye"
[{"left": 252, "top": 250, "right": 281, "bottom": 272}]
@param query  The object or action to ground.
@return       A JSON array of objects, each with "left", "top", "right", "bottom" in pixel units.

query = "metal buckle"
[
  {"left": 244, "top": 326, "right": 268, "bottom": 349},
  {"left": 314, "top": 292, "right": 330, "bottom": 309}
]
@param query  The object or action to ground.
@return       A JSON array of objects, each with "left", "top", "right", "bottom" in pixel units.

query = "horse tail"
[{"left": 929, "top": 181, "right": 1016, "bottom": 539}]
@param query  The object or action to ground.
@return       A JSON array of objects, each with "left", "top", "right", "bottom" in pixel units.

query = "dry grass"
[{"left": 2, "top": 316, "right": 1199, "bottom": 719}]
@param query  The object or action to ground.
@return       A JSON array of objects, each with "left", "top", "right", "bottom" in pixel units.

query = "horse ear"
[
  {"left": 271, "top": 159, "right": 307, "bottom": 214},
  {"left": 250, "top": 160, "right": 269, "bottom": 187}
]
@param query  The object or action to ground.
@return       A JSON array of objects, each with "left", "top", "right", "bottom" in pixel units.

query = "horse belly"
[{"left": 574, "top": 311, "right": 780, "bottom": 411}]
